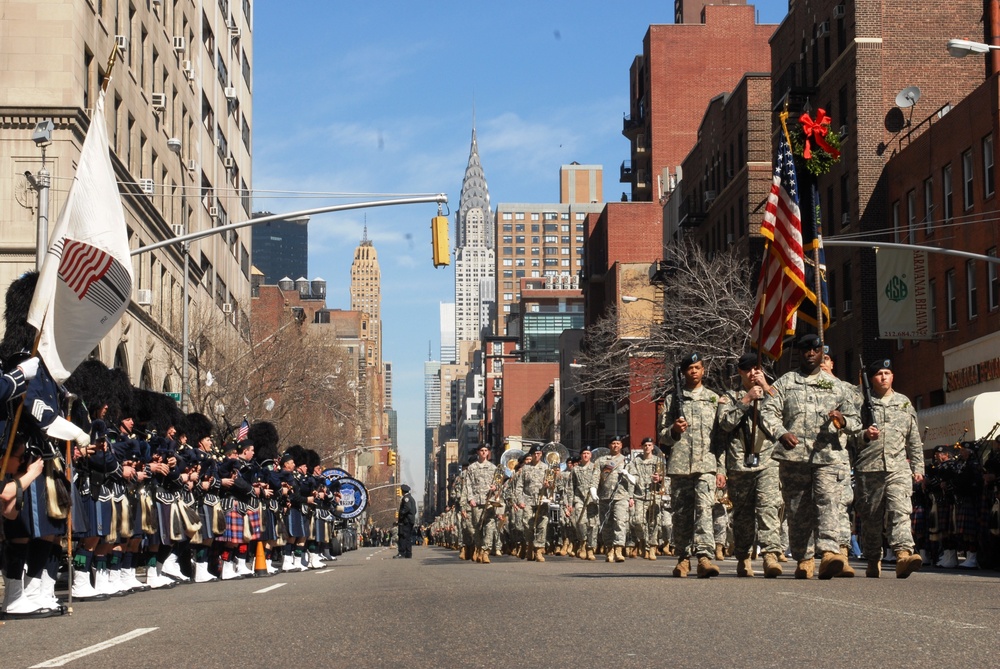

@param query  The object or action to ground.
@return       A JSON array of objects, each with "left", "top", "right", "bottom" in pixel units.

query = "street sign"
[{"left": 165, "top": 392, "right": 181, "bottom": 402}]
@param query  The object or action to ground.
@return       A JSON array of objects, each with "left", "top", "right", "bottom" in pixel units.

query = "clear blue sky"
[{"left": 249, "top": 1, "right": 790, "bottom": 488}]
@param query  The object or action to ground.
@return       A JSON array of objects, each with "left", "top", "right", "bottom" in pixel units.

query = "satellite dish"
[{"left": 895, "top": 86, "right": 921, "bottom": 108}]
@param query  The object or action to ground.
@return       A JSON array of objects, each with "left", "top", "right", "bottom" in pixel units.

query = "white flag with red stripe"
[
  {"left": 27, "top": 89, "right": 134, "bottom": 382},
  {"left": 750, "top": 135, "right": 808, "bottom": 360}
]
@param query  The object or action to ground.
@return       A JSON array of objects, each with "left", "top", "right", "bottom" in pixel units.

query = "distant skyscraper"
[
  {"left": 350, "top": 227, "right": 382, "bottom": 369},
  {"left": 440, "top": 302, "right": 456, "bottom": 363},
  {"left": 454, "top": 127, "right": 495, "bottom": 345},
  {"left": 251, "top": 214, "right": 309, "bottom": 284},
  {"left": 424, "top": 359, "right": 441, "bottom": 459},
  {"left": 383, "top": 360, "right": 393, "bottom": 408}
]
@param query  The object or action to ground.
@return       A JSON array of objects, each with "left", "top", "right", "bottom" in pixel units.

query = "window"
[
  {"left": 502, "top": 212, "right": 512, "bottom": 220},
  {"left": 946, "top": 269, "right": 957, "bottom": 328},
  {"left": 544, "top": 236, "right": 558, "bottom": 243},
  {"left": 502, "top": 236, "right": 512, "bottom": 244},
  {"left": 929, "top": 278, "right": 937, "bottom": 335},
  {"left": 502, "top": 258, "right": 512, "bottom": 266},
  {"left": 963, "top": 149, "right": 974, "bottom": 210},
  {"left": 503, "top": 224, "right": 512, "bottom": 232},
  {"left": 515, "top": 212, "right": 525, "bottom": 220},
  {"left": 892, "top": 201, "right": 901, "bottom": 243},
  {"left": 531, "top": 213, "right": 539, "bottom": 221},
  {"left": 516, "top": 236, "right": 525, "bottom": 243},
  {"left": 842, "top": 261, "right": 853, "bottom": 314},
  {"left": 967, "top": 260, "right": 978, "bottom": 319},
  {"left": 942, "top": 164, "right": 953, "bottom": 221},
  {"left": 924, "top": 177, "right": 934, "bottom": 233},
  {"left": 989, "top": 248, "right": 999, "bottom": 311},
  {"left": 984, "top": 134, "right": 995, "bottom": 197}
]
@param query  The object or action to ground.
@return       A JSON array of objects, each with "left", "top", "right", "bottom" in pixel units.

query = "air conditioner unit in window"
[
  {"left": 150, "top": 92, "right": 167, "bottom": 110},
  {"left": 139, "top": 178, "right": 154, "bottom": 194},
  {"left": 208, "top": 206, "right": 219, "bottom": 218},
  {"left": 136, "top": 289, "right": 153, "bottom": 306},
  {"left": 222, "top": 303, "right": 233, "bottom": 314},
  {"left": 172, "top": 36, "right": 186, "bottom": 52},
  {"left": 229, "top": 25, "right": 241, "bottom": 39},
  {"left": 186, "top": 159, "right": 197, "bottom": 171},
  {"left": 833, "top": 4, "right": 846, "bottom": 19},
  {"left": 152, "top": 0, "right": 162, "bottom": 5},
  {"left": 704, "top": 190, "right": 717, "bottom": 205},
  {"left": 224, "top": 87, "right": 237, "bottom": 100},
  {"left": 171, "top": 224, "right": 184, "bottom": 236},
  {"left": 816, "top": 21, "right": 830, "bottom": 37},
  {"left": 114, "top": 35, "right": 128, "bottom": 51},
  {"left": 842, "top": 212, "right": 850, "bottom": 226},
  {"left": 223, "top": 157, "right": 235, "bottom": 169},
  {"left": 843, "top": 299, "right": 853, "bottom": 314}
]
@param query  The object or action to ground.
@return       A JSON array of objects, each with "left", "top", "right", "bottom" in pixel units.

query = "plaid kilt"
[
  {"left": 928, "top": 495, "right": 952, "bottom": 541},
  {"left": 222, "top": 509, "right": 247, "bottom": 543},
  {"left": 953, "top": 497, "right": 979, "bottom": 540},
  {"left": 260, "top": 507, "right": 277, "bottom": 541},
  {"left": 911, "top": 498, "right": 927, "bottom": 543},
  {"left": 245, "top": 507, "right": 262, "bottom": 541}
]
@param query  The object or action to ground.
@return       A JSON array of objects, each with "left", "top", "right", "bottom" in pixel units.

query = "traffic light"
[
  {"left": 396, "top": 486, "right": 402, "bottom": 498},
  {"left": 431, "top": 215, "right": 450, "bottom": 267},
  {"left": 387, "top": 450, "right": 396, "bottom": 467}
]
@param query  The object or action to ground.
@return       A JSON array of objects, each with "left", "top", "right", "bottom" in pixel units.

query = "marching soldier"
[
  {"left": 854, "top": 359, "right": 925, "bottom": 578},
  {"left": 626, "top": 437, "right": 664, "bottom": 560},
  {"left": 716, "top": 352, "right": 783, "bottom": 578},
  {"left": 760, "top": 334, "right": 861, "bottom": 579},
  {"left": 659, "top": 353, "right": 723, "bottom": 578},
  {"left": 572, "top": 446, "right": 599, "bottom": 560},
  {"left": 514, "top": 446, "right": 549, "bottom": 561},
  {"left": 463, "top": 444, "right": 498, "bottom": 563},
  {"left": 594, "top": 436, "right": 632, "bottom": 563}
]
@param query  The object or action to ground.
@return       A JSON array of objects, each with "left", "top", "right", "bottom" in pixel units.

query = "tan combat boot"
[
  {"left": 763, "top": 553, "right": 783, "bottom": 578},
  {"left": 794, "top": 557, "right": 815, "bottom": 579},
  {"left": 481, "top": 551, "right": 491, "bottom": 564},
  {"left": 834, "top": 546, "right": 855, "bottom": 578},
  {"left": 535, "top": 548, "right": 545, "bottom": 563},
  {"left": 818, "top": 551, "right": 847, "bottom": 579},
  {"left": 866, "top": 560, "right": 881, "bottom": 578},
  {"left": 895, "top": 550, "right": 923, "bottom": 579},
  {"left": 586, "top": 548, "right": 596, "bottom": 561},
  {"left": 736, "top": 556, "right": 755, "bottom": 577},
  {"left": 615, "top": 546, "right": 626, "bottom": 563},
  {"left": 606, "top": 547, "right": 615, "bottom": 563},
  {"left": 578, "top": 545, "right": 588, "bottom": 560},
  {"left": 697, "top": 556, "right": 720, "bottom": 578},
  {"left": 646, "top": 547, "right": 657, "bottom": 561},
  {"left": 715, "top": 543, "right": 725, "bottom": 562},
  {"left": 777, "top": 552, "right": 788, "bottom": 562},
  {"left": 672, "top": 557, "right": 690, "bottom": 578}
]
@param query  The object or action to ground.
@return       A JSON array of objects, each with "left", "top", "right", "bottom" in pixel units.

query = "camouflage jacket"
[
  {"left": 760, "top": 369, "right": 861, "bottom": 465},
  {"left": 572, "top": 461, "right": 599, "bottom": 504},
  {"left": 716, "top": 388, "right": 778, "bottom": 475},
  {"left": 514, "top": 461, "right": 547, "bottom": 506},
  {"left": 594, "top": 454, "right": 631, "bottom": 501},
  {"left": 463, "top": 459, "right": 497, "bottom": 506},
  {"left": 853, "top": 390, "right": 924, "bottom": 476},
  {"left": 626, "top": 454, "right": 665, "bottom": 501},
  {"left": 658, "top": 386, "right": 723, "bottom": 475}
]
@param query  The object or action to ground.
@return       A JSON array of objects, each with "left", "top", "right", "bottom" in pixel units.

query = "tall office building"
[
  {"left": 439, "top": 302, "right": 456, "bottom": 363},
  {"left": 454, "top": 128, "right": 495, "bottom": 344},
  {"left": 350, "top": 228, "right": 382, "bottom": 369},
  {"left": 0, "top": 1, "right": 253, "bottom": 392},
  {"left": 424, "top": 359, "right": 441, "bottom": 458},
  {"left": 251, "top": 214, "right": 309, "bottom": 284}
]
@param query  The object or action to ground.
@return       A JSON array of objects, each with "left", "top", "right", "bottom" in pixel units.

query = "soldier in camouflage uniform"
[
  {"left": 760, "top": 334, "right": 861, "bottom": 579},
  {"left": 514, "top": 446, "right": 550, "bottom": 561},
  {"left": 503, "top": 456, "right": 526, "bottom": 556},
  {"left": 572, "top": 446, "right": 599, "bottom": 560},
  {"left": 454, "top": 465, "right": 474, "bottom": 560},
  {"left": 716, "top": 352, "right": 783, "bottom": 577},
  {"left": 659, "top": 353, "right": 723, "bottom": 578},
  {"left": 555, "top": 457, "right": 578, "bottom": 556},
  {"left": 626, "top": 437, "right": 665, "bottom": 560},
  {"left": 464, "top": 445, "right": 499, "bottom": 564},
  {"left": 595, "top": 436, "right": 632, "bottom": 562},
  {"left": 656, "top": 483, "right": 673, "bottom": 555},
  {"left": 855, "top": 359, "right": 925, "bottom": 578}
]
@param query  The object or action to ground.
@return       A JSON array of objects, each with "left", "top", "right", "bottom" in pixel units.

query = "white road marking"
[
  {"left": 778, "top": 592, "right": 988, "bottom": 629},
  {"left": 313, "top": 569, "right": 334, "bottom": 574},
  {"left": 30, "top": 627, "right": 159, "bottom": 667},
  {"left": 253, "top": 582, "right": 287, "bottom": 594}
]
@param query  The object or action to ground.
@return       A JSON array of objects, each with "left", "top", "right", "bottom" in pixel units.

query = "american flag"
[
  {"left": 751, "top": 134, "right": 808, "bottom": 360},
  {"left": 237, "top": 418, "right": 249, "bottom": 442}
]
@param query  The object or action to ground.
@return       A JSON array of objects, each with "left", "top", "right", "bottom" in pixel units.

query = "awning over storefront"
[{"left": 917, "top": 392, "right": 1000, "bottom": 450}]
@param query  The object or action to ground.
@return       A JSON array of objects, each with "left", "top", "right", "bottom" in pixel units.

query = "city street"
[{"left": 3, "top": 547, "right": 997, "bottom": 668}]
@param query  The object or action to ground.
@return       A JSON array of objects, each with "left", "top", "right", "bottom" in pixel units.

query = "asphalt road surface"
[{"left": 3, "top": 547, "right": 998, "bottom": 668}]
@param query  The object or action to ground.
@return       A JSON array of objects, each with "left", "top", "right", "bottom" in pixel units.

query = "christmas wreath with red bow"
[{"left": 788, "top": 108, "right": 842, "bottom": 176}]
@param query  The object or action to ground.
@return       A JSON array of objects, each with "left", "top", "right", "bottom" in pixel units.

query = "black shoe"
[{"left": 392, "top": 554, "right": 403, "bottom": 559}]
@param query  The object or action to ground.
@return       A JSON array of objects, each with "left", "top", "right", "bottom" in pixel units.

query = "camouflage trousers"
[
  {"left": 562, "top": 504, "right": 581, "bottom": 544},
  {"left": 460, "top": 510, "right": 475, "bottom": 548},
  {"left": 576, "top": 501, "right": 600, "bottom": 548},
  {"left": 713, "top": 502, "right": 730, "bottom": 545},
  {"left": 628, "top": 498, "right": 657, "bottom": 547},
  {"left": 525, "top": 504, "right": 549, "bottom": 548},
  {"left": 856, "top": 468, "right": 915, "bottom": 556},
  {"left": 656, "top": 500, "right": 672, "bottom": 546},
  {"left": 599, "top": 498, "right": 629, "bottom": 546},
  {"left": 779, "top": 461, "right": 844, "bottom": 559},
  {"left": 670, "top": 473, "right": 716, "bottom": 558},
  {"left": 727, "top": 467, "right": 783, "bottom": 556},
  {"left": 470, "top": 505, "right": 499, "bottom": 551},
  {"left": 839, "top": 465, "right": 854, "bottom": 547}
]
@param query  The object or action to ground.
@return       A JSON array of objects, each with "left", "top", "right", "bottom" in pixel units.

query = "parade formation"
[{"left": 427, "top": 337, "right": 1000, "bottom": 581}]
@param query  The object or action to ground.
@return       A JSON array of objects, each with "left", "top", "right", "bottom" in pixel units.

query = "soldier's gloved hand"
[
  {"left": 45, "top": 415, "right": 90, "bottom": 447},
  {"left": 17, "top": 356, "right": 40, "bottom": 380},
  {"left": 589, "top": 487, "right": 598, "bottom": 501},
  {"left": 620, "top": 469, "right": 637, "bottom": 485}
]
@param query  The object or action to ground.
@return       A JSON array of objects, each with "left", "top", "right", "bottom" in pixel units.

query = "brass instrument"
[
  {"left": 650, "top": 456, "right": 666, "bottom": 497},
  {"left": 486, "top": 466, "right": 505, "bottom": 508}
]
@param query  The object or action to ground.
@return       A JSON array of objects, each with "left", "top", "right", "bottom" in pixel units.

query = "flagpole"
[{"left": 812, "top": 183, "right": 825, "bottom": 350}]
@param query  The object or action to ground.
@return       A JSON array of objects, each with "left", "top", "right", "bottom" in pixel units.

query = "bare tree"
[{"left": 576, "top": 242, "right": 757, "bottom": 402}]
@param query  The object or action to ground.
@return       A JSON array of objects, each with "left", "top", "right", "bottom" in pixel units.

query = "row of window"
[
  {"left": 500, "top": 212, "right": 588, "bottom": 221},
  {"left": 500, "top": 247, "right": 584, "bottom": 256},
  {"left": 894, "top": 135, "right": 995, "bottom": 242},
  {"left": 502, "top": 223, "right": 586, "bottom": 233},
  {"left": 934, "top": 252, "right": 1000, "bottom": 331}
]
